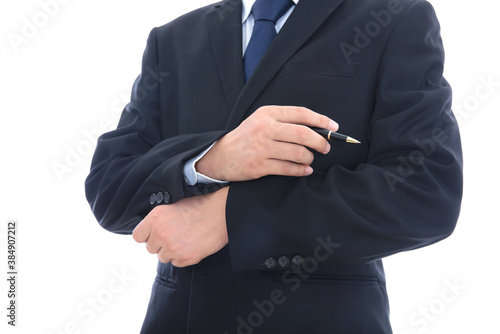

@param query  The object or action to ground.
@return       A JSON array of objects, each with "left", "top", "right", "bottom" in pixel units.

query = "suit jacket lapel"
[
  {"left": 207, "top": 0, "right": 246, "bottom": 117},
  {"left": 225, "top": 0, "right": 345, "bottom": 130}
]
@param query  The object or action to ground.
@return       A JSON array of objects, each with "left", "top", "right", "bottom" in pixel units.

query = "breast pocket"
[
  {"left": 276, "top": 61, "right": 360, "bottom": 124},
  {"left": 281, "top": 61, "right": 358, "bottom": 78}
]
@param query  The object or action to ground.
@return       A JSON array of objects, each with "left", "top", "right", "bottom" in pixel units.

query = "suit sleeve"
[
  {"left": 85, "top": 28, "right": 227, "bottom": 234},
  {"left": 226, "top": 1, "right": 463, "bottom": 270}
]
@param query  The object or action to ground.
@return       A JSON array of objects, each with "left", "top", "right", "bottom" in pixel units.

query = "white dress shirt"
[{"left": 184, "top": 0, "right": 299, "bottom": 186}]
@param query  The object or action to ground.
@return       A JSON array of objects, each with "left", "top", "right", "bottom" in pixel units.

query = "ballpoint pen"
[{"left": 311, "top": 128, "right": 361, "bottom": 144}]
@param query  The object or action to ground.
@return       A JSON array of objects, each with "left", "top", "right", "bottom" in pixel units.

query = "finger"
[
  {"left": 132, "top": 218, "right": 151, "bottom": 243},
  {"left": 270, "top": 106, "right": 339, "bottom": 131},
  {"left": 267, "top": 141, "right": 316, "bottom": 165},
  {"left": 264, "top": 159, "right": 314, "bottom": 177},
  {"left": 157, "top": 250, "right": 172, "bottom": 264},
  {"left": 172, "top": 258, "right": 201, "bottom": 268},
  {"left": 272, "top": 123, "right": 331, "bottom": 155},
  {"left": 146, "top": 241, "right": 162, "bottom": 254}
]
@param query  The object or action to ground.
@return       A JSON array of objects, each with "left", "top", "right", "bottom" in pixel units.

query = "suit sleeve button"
[
  {"left": 292, "top": 255, "right": 305, "bottom": 266},
  {"left": 163, "top": 191, "right": 171, "bottom": 204},
  {"left": 278, "top": 256, "right": 290, "bottom": 268},
  {"left": 264, "top": 258, "right": 277, "bottom": 269},
  {"left": 156, "top": 192, "right": 164, "bottom": 203},
  {"left": 149, "top": 193, "right": 157, "bottom": 205}
]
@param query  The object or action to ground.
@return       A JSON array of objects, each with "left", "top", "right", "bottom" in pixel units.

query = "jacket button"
[
  {"left": 163, "top": 191, "right": 171, "bottom": 204},
  {"left": 278, "top": 256, "right": 290, "bottom": 268},
  {"left": 149, "top": 193, "right": 157, "bottom": 205},
  {"left": 264, "top": 258, "right": 277, "bottom": 269},
  {"left": 291, "top": 255, "right": 305, "bottom": 266},
  {"left": 156, "top": 192, "right": 164, "bottom": 204}
]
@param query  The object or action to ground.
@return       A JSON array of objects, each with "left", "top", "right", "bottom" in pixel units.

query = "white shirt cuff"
[{"left": 183, "top": 142, "right": 229, "bottom": 186}]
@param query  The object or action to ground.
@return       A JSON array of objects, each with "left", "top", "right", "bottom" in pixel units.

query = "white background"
[{"left": 1, "top": 0, "right": 498, "bottom": 333}]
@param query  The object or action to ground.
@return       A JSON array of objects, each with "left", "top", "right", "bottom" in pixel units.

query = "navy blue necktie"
[{"left": 244, "top": 0, "right": 294, "bottom": 81}]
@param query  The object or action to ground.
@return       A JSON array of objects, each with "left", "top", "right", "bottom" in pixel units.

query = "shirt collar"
[{"left": 241, "top": 0, "right": 299, "bottom": 24}]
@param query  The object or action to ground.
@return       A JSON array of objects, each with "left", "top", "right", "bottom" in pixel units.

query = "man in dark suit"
[{"left": 85, "top": 0, "right": 462, "bottom": 332}]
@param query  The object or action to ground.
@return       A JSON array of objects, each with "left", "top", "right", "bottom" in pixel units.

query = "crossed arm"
[
  {"left": 88, "top": 2, "right": 462, "bottom": 269},
  {"left": 132, "top": 106, "right": 338, "bottom": 267}
]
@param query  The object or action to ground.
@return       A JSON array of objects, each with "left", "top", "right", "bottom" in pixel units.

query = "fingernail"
[
  {"left": 305, "top": 166, "right": 314, "bottom": 175},
  {"left": 329, "top": 120, "right": 339, "bottom": 131},
  {"left": 324, "top": 143, "right": 331, "bottom": 154}
]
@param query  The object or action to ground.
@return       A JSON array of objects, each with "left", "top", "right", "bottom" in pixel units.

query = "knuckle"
[
  {"left": 255, "top": 105, "right": 273, "bottom": 118},
  {"left": 156, "top": 229, "right": 169, "bottom": 243},
  {"left": 250, "top": 119, "right": 269, "bottom": 138},
  {"left": 258, "top": 120, "right": 272, "bottom": 136},
  {"left": 165, "top": 239, "right": 179, "bottom": 254},
  {"left": 292, "top": 146, "right": 306, "bottom": 162},
  {"left": 146, "top": 243, "right": 156, "bottom": 254},
  {"left": 269, "top": 120, "right": 282, "bottom": 134},
  {"left": 253, "top": 107, "right": 264, "bottom": 117},
  {"left": 295, "top": 106, "right": 309, "bottom": 120},
  {"left": 294, "top": 126, "right": 309, "bottom": 141},
  {"left": 149, "top": 205, "right": 166, "bottom": 220},
  {"left": 157, "top": 254, "right": 170, "bottom": 264},
  {"left": 279, "top": 162, "right": 297, "bottom": 176},
  {"left": 296, "top": 147, "right": 313, "bottom": 164}
]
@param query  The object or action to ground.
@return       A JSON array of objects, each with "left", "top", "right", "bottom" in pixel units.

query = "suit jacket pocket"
[
  {"left": 278, "top": 273, "right": 379, "bottom": 286},
  {"left": 281, "top": 61, "right": 358, "bottom": 78},
  {"left": 155, "top": 262, "right": 179, "bottom": 289}
]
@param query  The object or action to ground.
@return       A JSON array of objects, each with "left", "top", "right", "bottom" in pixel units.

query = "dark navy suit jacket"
[{"left": 85, "top": 0, "right": 463, "bottom": 332}]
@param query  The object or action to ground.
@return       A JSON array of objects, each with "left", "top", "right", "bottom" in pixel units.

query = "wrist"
[{"left": 196, "top": 144, "right": 225, "bottom": 181}]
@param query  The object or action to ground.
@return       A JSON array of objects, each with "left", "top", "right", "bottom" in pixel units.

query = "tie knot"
[{"left": 252, "top": 0, "right": 294, "bottom": 23}]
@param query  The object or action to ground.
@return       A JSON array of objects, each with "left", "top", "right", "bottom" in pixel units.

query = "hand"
[
  {"left": 196, "top": 106, "right": 338, "bottom": 181},
  {"left": 132, "top": 187, "right": 229, "bottom": 267}
]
